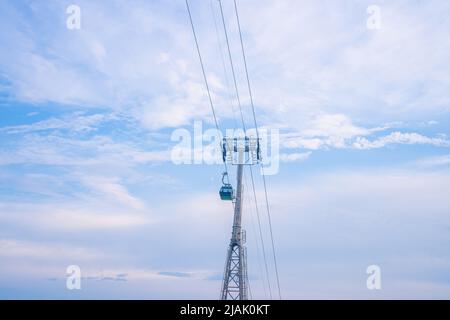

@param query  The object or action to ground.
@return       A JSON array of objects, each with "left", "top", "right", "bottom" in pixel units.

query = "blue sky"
[{"left": 0, "top": 0, "right": 450, "bottom": 299}]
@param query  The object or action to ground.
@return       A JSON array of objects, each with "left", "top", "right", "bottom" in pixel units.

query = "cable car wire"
[
  {"left": 243, "top": 172, "right": 269, "bottom": 299},
  {"left": 218, "top": 0, "right": 246, "bottom": 131},
  {"left": 211, "top": 0, "right": 269, "bottom": 296},
  {"left": 248, "top": 166, "right": 273, "bottom": 299},
  {"left": 187, "top": 0, "right": 242, "bottom": 299},
  {"left": 218, "top": 0, "right": 273, "bottom": 299},
  {"left": 233, "top": 0, "right": 282, "bottom": 299},
  {"left": 187, "top": 0, "right": 280, "bottom": 300},
  {"left": 210, "top": 0, "right": 239, "bottom": 130},
  {"left": 185, "top": 0, "right": 232, "bottom": 186}
]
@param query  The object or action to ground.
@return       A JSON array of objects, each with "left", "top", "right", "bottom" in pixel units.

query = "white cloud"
[
  {"left": 0, "top": 112, "right": 110, "bottom": 134},
  {"left": 1, "top": 168, "right": 450, "bottom": 298},
  {"left": 281, "top": 113, "right": 392, "bottom": 150},
  {"left": 261, "top": 169, "right": 450, "bottom": 298},
  {"left": 240, "top": 0, "right": 450, "bottom": 123},
  {"left": 280, "top": 151, "right": 312, "bottom": 162},
  {"left": 1, "top": 0, "right": 450, "bottom": 299},
  {"left": 281, "top": 114, "right": 372, "bottom": 149},
  {"left": 138, "top": 79, "right": 211, "bottom": 130},
  {"left": 302, "top": 114, "right": 372, "bottom": 139},
  {"left": 415, "top": 154, "right": 450, "bottom": 168},
  {"left": 0, "top": 239, "right": 102, "bottom": 260},
  {"left": 279, "top": 113, "right": 450, "bottom": 151},
  {"left": 39, "top": 210, "right": 149, "bottom": 231},
  {"left": 0, "top": 132, "right": 171, "bottom": 167},
  {"left": 0, "top": 0, "right": 227, "bottom": 130},
  {"left": 1, "top": 0, "right": 449, "bottom": 132},
  {"left": 353, "top": 132, "right": 450, "bottom": 150},
  {"left": 0, "top": 202, "right": 150, "bottom": 231},
  {"left": 11, "top": 53, "right": 107, "bottom": 106},
  {"left": 81, "top": 176, "right": 145, "bottom": 210}
]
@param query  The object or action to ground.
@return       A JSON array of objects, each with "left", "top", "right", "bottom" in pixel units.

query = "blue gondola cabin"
[{"left": 219, "top": 184, "right": 234, "bottom": 201}]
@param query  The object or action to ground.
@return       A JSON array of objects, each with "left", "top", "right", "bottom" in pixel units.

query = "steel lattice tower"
[
  {"left": 221, "top": 136, "right": 260, "bottom": 300},
  {"left": 221, "top": 163, "right": 248, "bottom": 300}
]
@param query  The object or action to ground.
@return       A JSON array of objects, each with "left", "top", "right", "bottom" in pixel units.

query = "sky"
[{"left": 0, "top": 0, "right": 450, "bottom": 299}]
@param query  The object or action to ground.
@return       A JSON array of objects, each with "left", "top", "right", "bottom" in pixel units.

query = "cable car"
[
  {"left": 219, "top": 184, "right": 234, "bottom": 201},
  {"left": 219, "top": 172, "right": 234, "bottom": 201}
]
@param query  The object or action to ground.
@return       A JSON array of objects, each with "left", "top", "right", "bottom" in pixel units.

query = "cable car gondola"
[{"left": 219, "top": 172, "right": 234, "bottom": 201}]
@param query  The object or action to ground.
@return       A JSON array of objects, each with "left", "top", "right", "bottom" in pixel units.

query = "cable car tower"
[
  {"left": 185, "top": 0, "right": 281, "bottom": 300},
  {"left": 220, "top": 136, "right": 261, "bottom": 300}
]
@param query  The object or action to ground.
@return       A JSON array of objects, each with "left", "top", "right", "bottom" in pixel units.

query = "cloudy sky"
[{"left": 0, "top": 0, "right": 450, "bottom": 299}]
